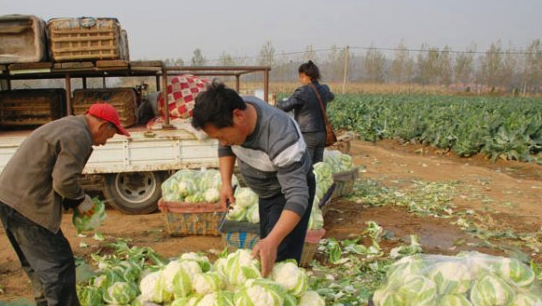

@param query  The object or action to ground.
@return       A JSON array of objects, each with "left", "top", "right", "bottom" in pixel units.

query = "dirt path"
[{"left": 1, "top": 140, "right": 541, "bottom": 301}]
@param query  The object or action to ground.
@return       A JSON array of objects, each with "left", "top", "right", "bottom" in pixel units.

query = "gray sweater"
[{"left": 219, "top": 97, "right": 312, "bottom": 217}]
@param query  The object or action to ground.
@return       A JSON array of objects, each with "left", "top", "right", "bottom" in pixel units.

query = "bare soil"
[{"left": 1, "top": 139, "right": 541, "bottom": 301}]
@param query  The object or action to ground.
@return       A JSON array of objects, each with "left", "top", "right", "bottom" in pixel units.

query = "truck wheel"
[{"left": 103, "top": 171, "right": 166, "bottom": 214}]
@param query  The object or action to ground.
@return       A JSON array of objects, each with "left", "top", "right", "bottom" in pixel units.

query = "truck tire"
[{"left": 103, "top": 171, "right": 167, "bottom": 214}]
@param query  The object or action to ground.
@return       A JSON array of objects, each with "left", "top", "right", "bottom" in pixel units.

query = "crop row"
[{"left": 327, "top": 94, "right": 542, "bottom": 163}]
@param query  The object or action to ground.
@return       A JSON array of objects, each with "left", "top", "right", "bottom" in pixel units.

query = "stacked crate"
[
  {"left": 72, "top": 88, "right": 137, "bottom": 128},
  {"left": 0, "top": 15, "right": 48, "bottom": 64},
  {"left": 47, "top": 17, "right": 129, "bottom": 62},
  {"left": 0, "top": 89, "right": 66, "bottom": 127}
]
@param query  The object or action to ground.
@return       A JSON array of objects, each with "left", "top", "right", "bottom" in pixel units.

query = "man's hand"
[
  {"left": 77, "top": 194, "right": 95, "bottom": 217},
  {"left": 220, "top": 184, "right": 235, "bottom": 208},
  {"left": 252, "top": 237, "right": 279, "bottom": 277}
]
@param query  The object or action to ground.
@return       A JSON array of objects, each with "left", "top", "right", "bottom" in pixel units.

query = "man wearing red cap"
[{"left": 0, "top": 103, "right": 129, "bottom": 306}]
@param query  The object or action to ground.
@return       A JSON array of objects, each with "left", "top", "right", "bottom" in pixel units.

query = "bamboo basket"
[
  {"left": 72, "top": 88, "right": 137, "bottom": 127},
  {"left": 47, "top": 17, "right": 123, "bottom": 62},
  {"left": 0, "top": 89, "right": 65, "bottom": 126},
  {"left": 158, "top": 199, "right": 227, "bottom": 236}
]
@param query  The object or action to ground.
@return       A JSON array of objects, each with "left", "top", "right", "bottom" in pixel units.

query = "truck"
[{"left": 0, "top": 61, "right": 271, "bottom": 214}]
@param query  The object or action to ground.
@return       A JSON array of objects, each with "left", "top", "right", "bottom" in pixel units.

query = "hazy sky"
[{"left": 2, "top": 0, "right": 541, "bottom": 62}]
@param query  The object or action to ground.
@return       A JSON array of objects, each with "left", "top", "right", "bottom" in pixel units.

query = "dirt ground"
[{"left": 1, "top": 139, "right": 541, "bottom": 301}]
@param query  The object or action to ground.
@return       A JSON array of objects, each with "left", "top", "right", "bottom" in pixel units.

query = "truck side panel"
[{"left": 0, "top": 129, "right": 219, "bottom": 174}]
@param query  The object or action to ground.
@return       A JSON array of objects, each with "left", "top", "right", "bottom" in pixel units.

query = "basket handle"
[{"left": 78, "top": 17, "right": 97, "bottom": 28}]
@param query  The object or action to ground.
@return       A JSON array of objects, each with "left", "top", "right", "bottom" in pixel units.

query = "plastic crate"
[
  {"left": 0, "top": 15, "right": 47, "bottom": 64},
  {"left": 300, "top": 228, "right": 326, "bottom": 267},
  {"left": 331, "top": 167, "right": 359, "bottom": 199},
  {"left": 158, "top": 199, "right": 227, "bottom": 236},
  {"left": 220, "top": 220, "right": 260, "bottom": 251},
  {"left": 72, "top": 88, "right": 137, "bottom": 127},
  {"left": 0, "top": 89, "right": 66, "bottom": 126},
  {"left": 47, "top": 17, "right": 123, "bottom": 62}
]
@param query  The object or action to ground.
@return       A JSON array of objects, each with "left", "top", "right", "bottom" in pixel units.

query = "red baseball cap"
[{"left": 86, "top": 103, "right": 130, "bottom": 137}]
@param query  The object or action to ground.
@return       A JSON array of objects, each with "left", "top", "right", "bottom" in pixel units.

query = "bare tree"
[
  {"left": 218, "top": 52, "right": 235, "bottom": 66},
  {"left": 438, "top": 46, "right": 453, "bottom": 85},
  {"left": 363, "top": 46, "right": 386, "bottom": 83},
  {"left": 478, "top": 41, "right": 503, "bottom": 88},
  {"left": 500, "top": 44, "right": 519, "bottom": 90},
  {"left": 191, "top": 48, "right": 207, "bottom": 66},
  {"left": 390, "top": 40, "right": 414, "bottom": 83},
  {"left": 416, "top": 44, "right": 440, "bottom": 85},
  {"left": 325, "top": 45, "right": 343, "bottom": 82},
  {"left": 257, "top": 41, "right": 276, "bottom": 67},
  {"left": 302, "top": 45, "right": 318, "bottom": 63},
  {"left": 164, "top": 58, "right": 183, "bottom": 67},
  {"left": 274, "top": 51, "right": 292, "bottom": 82},
  {"left": 454, "top": 44, "right": 476, "bottom": 84},
  {"left": 521, "top": 39, "right": 542, "bottom": 93}
]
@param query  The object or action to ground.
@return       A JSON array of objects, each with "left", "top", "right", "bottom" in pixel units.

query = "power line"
[
  {"left": 349, "top": 46, "right": 542, "bottom": 56},
  {"left": 200, "top": 44, "right": 542, "bottom": 65}
]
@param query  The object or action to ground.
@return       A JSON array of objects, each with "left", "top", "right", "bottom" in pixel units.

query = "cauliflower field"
[{"left": 1, "top": 136, "right": 542, "bottom": 305}]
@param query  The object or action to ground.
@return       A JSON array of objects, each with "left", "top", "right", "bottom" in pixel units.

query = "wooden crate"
[
  {"left": 220, "top": 220, "right": 260, "bottom": 251},
  {"left": 47, "top": 17, "right": 123, "bottom": 62},
  {"left": 158, "top": 199, "right": 227, "bottom": 236},
  {"left": 0, "top": 15, "right": 48, "bottom": 64},
  {"left": 0, "top": 89, "right": 66, "bottom": 126},
  {"left": 72, "top": 88, "right": 137, "bottom": 127}
]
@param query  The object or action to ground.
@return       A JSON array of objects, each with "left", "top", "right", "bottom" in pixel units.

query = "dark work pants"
[
  {"left": 302, "top": 131, "right": 326, "bottom": 164},
  {"left": 258, "top": 172, "right": 316, "bottom": 264},
  {"left": 0, "top": 202, "right": 80, "bottom": 306}
]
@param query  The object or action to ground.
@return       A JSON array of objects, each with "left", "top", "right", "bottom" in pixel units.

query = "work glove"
[{"left": 76, "top": 194, "right": 95, "bottom": 217}]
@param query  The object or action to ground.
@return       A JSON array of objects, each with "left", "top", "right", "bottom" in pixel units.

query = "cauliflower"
[{"left": 270, "top": 261, "right": 308, "bottom": 297}]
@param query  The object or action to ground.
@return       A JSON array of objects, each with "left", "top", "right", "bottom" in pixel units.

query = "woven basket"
[
  {"left": 47, "top": 17, "right": 123, "bottom": 62},
  {"left": 158, "top": 199, "right": 227, "bottom": 236},
  {"left": 220, "top": 220, "right": 260, "bottom": 251},
  {"left": 300, "top": 228, "right": 326, "bottom": 267},
  {"left": 0, "top": 89, "right": 66, "bottom": 126},
  {"left": 72, "top": 88, "right": 137, "bottom": 127},
  {"left": 331, "top": 167, "right": 359, "bottom": 199}
]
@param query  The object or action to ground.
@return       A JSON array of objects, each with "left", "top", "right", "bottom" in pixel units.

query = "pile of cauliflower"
[
  {"left": 161, "top": 169, "right": 239, "bottom": 204},
  {"left": 78, "top": 249, "right": 325, "bottom": 306}
]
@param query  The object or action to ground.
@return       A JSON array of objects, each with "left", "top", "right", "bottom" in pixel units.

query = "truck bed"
[{"left": 0, "top": 124, "right": 219, "bottom": 174}]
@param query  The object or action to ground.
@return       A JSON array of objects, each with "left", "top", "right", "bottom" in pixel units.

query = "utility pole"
[{"left": 342, "top": 46, "right": 349, "bottom": 94}]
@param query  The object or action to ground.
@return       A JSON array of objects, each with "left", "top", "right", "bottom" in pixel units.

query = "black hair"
[
  {"left": 191, "top": 79, "right": 247, "bottom": 130},
  {"left": 298, "top": 60, "right": 321, "bottom": 82}
]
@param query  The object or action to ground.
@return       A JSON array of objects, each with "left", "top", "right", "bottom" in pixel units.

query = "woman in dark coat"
[{"left": 276, "top": 60, "right": 335, "bottom": 164}]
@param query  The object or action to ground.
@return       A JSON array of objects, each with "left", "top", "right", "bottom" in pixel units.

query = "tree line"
[{"left": 163, "top": 39, "right": 542, "bottom": 94}]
